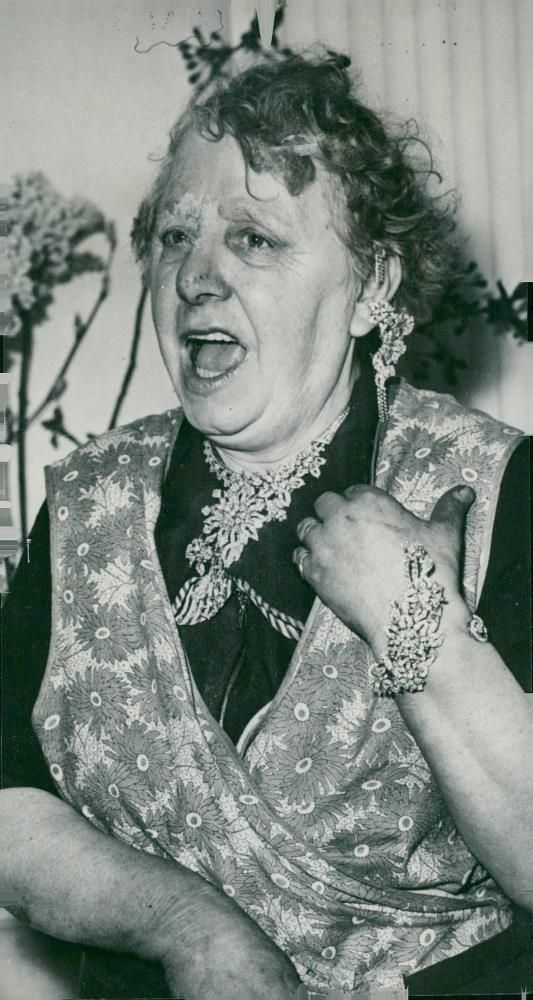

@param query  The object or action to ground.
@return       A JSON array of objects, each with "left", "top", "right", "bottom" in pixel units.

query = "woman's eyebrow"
[
  {"left": 219, "top": 198, "right": 294, "bottom": 231},
  {"left": 156, "top": 196, "right": 295, "bottom": 238},
  {"left": 157, "top": 196, "right": 202, "bottom": 223}
]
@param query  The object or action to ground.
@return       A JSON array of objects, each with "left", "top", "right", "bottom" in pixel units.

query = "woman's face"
[{"left": 149, "top": 129, "right": 362, "bottom": 459}]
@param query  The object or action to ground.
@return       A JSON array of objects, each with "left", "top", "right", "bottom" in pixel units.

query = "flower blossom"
[{"left": 3, "top": 172, "right": 112, "bottom": 335}]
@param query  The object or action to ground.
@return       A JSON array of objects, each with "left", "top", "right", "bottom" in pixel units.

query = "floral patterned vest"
[{"left": 33, "top": 381, "right": 523, "bottom": 992}]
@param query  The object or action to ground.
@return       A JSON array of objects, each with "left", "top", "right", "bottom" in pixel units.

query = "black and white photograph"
[{"left": 1, "top": 1, "right": 532, "bottom": 998}]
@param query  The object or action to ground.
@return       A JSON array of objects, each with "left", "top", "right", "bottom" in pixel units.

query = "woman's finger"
[
  {"left": 314, "top": 490, "right": 343, "bottom": 520},
  {"left": 296, "top": 517, "right": 320, "bottom": 545}
]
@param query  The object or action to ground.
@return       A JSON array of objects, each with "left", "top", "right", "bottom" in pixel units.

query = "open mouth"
[{"left": 185, "top": 329, "right": 246, "bottom": 379}]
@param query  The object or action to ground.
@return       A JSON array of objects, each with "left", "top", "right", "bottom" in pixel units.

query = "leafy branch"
[
  {"left": 135, "top": 6, "right": 290, "bottom": 93},
  {"left": 407, "top": 267, "right": 527, "bottom": 387},
  {"left": 41, "top": 407, "right": 82, "bottom": 449},
  {"left": 7, "top": 230, "right": 116, "bottom": 443},
  {"left": 4, "top": 173, "right": 115, "bottom": 542}
]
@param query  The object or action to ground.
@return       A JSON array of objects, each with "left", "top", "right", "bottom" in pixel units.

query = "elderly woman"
[{"left": 2, "top": 53, "right": 532, "bottom": 998}]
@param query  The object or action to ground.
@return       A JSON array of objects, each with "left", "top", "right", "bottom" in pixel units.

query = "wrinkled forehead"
[{"left": 156, "top": 128, "right": 343, "bottom": 234}]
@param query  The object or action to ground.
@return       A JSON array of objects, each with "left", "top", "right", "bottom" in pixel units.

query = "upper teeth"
[{"left": 190, "top": 331, "right": 235, "bottom": 343}]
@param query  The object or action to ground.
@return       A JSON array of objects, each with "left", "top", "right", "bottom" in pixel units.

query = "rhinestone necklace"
[{"left": 172, "top": 406, "right": 350, "bottom": 627}]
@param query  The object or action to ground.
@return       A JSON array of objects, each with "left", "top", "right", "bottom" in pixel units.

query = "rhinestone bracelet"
[
  {"left": 371, "top": 545, "right": 490, "bottom": 697},
  {"left": 370, "top": 543, "right": 446, "bottom": 697}
]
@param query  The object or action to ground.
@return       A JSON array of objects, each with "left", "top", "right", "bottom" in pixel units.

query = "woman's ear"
[{"left": 349, "top": 253, "right": 403, "bottom": 339}]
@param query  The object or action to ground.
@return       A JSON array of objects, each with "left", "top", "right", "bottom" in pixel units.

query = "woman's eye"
[
  {"left": 160, "top": 228, "right": 189, "bottom": 248},
  {"left": 241, "top": 231, "right": 274, "bottom": 251}
]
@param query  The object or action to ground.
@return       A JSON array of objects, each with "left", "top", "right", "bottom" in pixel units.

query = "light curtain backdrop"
[
  {"left": 265, "top": 0, "right": 533, "bottom": 429},
  {"left": 2, "top": 0, "right": 532, "bottom": 536}
]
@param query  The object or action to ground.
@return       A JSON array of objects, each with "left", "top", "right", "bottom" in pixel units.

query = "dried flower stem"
[
  {"left": 107, "top": 285, "right": 148, "bottom": 430},
  {"left": 50, "top": 425, "right": 82, "bottom": 448},
  {"left": 23, "top": 248, "right": 115, "bottom": 433},
  {"left": 17, "top": 319, "right": 33, "bottom": 543}
]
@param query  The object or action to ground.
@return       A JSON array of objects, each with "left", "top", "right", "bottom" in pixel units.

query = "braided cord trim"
[{"left": 173, "top": 573, "right": 304, "bottom": 642}]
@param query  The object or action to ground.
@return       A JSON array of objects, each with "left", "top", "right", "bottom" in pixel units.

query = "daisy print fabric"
[{"left": 33, "top": 383, "right": 522, "bottom": 992}]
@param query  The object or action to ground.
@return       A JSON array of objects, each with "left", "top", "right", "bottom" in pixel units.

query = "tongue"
[{"left": 194, "top": 342, "right": 245, "bottom": 374}]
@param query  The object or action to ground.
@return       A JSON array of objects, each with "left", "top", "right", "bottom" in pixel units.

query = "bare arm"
[
  {"left": 0, "top": 786, "right": 206, "bottom": 958},
  {"left": 396, "top": 604, "right": 533, "bottom": 912},
  {"left": 0, "top": 787, "right": 300, "bottom": 999}
]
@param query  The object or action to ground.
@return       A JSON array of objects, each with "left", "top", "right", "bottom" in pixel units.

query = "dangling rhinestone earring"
[
  {"left": 368, "top": 299, "right": 415, "bottom": 424},
  {"left": 365, "top": 246, "right": 415, "bottom": 422},
  {"left": 374, "top": 245, "right": 387, "bottom": 287}
]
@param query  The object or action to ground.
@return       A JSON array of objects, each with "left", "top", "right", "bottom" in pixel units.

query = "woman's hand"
[
  {"left": 159, "top": 887, "right": 301, "bottom": 999},
  {"left": 294, "top": 483, "right": 475, "bottom": 654}
]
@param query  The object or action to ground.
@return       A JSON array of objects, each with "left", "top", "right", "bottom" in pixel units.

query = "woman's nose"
[{"left": 175, "top": 243, "right": 231, "bottom": 304}]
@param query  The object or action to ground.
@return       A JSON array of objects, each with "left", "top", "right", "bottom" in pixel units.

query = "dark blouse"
[{"left": 1, "top": 363, "right": 531, "bottom": 995}]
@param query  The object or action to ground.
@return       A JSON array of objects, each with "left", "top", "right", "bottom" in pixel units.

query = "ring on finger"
[{"left": 294, "top": 548, "right": 310, "bottom": 576}]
